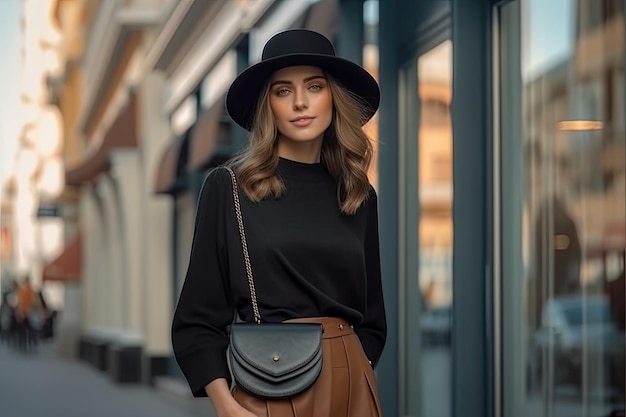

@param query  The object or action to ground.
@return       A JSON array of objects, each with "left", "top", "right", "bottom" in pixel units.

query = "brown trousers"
[{"left": 232, "top": 317, "right": 382, "bottom": 417}]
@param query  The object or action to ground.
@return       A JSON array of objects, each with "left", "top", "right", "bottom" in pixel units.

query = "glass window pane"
[
  {"left": 418, "top": 39, "right": 453, "bottom": 417},
  {"left": 499, "top": 0, "right": 625, "bottom": 416},
  {"left": 363, "top": 0, "right": 379, "bottom": 188}
]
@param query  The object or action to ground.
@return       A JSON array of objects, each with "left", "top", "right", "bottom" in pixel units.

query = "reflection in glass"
[
  {"left": 500, "top": 0, "right": 625, "bottom": 415},
  {"left": 418, "top": 39, "right": 453, "bottom": 417}
]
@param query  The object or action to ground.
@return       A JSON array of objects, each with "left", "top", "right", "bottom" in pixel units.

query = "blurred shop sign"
[{"left": 36, "top": 204, "right": 60, "bottom": 218}]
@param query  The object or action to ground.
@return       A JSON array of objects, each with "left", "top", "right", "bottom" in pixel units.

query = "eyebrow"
[{"left": 269, "top": 75, "right": 327, "bottom": 88}]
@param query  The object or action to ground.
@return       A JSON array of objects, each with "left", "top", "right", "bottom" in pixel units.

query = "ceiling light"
[{"left": 558, "top": 120, "right": 604, "bottom": 131}]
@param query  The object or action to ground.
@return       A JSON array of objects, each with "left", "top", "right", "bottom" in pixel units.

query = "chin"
[
  {"left": 285, "top": 132, "right": 325, "bottom": 143},
  {"left": 295, "top": 136, "right": 323, "bottom": 142}
]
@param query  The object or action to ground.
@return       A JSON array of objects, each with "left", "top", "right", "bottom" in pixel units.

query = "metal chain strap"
[{"left": 224, "top": 167, "right": 262, "bottom": 324}]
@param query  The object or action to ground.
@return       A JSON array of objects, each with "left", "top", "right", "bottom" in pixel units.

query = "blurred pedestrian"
[
  {"left": 0, "top": 279, "right": 18, "bottom": 346},
  {"left": 172, "top": 29, "right": 386, "bottom": 417},
  {"left": 529, "top": 195, "right": 582, "bottom": 332},
  {"left": 37, "top": 289, "right": 57, "bottom": 341},
  {"left": 15, "top": 276, "right": 39, "bottom": 352}
]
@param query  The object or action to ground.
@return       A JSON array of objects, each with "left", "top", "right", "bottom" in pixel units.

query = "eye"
[
  {"left": 309, "top": 84, "right": 322, "bottom": 92},
  {"left": 276, "top": 88, "right": 291, "bottom": 96}
]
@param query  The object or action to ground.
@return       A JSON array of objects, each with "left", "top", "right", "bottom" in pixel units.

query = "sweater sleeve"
[
  {"left": 354, "top": 188, "right": 387, "bottom": 367},
  {"left": 171, "top": 168, "right": 234, "bottom": 397}
]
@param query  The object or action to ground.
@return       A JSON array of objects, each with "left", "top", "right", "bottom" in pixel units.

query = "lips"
[{"left": 290, "top": 116, "right": 315, "bottom": 127}]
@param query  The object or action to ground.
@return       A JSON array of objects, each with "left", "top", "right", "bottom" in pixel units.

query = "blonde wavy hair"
[{"left": 228, "top": 72, "right": 374, "bottom": 215}]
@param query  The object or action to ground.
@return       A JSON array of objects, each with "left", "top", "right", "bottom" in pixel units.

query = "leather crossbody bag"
[{"left": 224, "top": 167, "right": 324, "bottom": 400}]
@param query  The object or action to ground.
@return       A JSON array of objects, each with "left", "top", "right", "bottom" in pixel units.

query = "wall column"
[
  {"left": 338, "top": 0, "right": 364, "bottom": 64},
  {"left": 450, "top": 0, "right": 493, "bottom": 416},
  {"left": 378, "top": 1, "right": 400, "bottom": 416},
  {"left": 81, "top": 188, "right": 108, "bottom": 330},
  {"left": 138, "top": 71, "right": 174, "bottom": 378},
  {"left": 96, "top": 177, "right": 124, "bottom": 328},
  {"left": 111, "top": 149, "right": 143, "bottom": 333}
]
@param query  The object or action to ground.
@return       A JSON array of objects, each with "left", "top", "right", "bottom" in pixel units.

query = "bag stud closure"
[{"left": 272, "top": 354, "right": 280, "bottom": 362}]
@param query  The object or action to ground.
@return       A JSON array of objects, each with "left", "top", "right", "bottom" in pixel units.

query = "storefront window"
[
  {"left": 498, "top": 0, "right": 625, "bottom": 415},
  {"left": 363, "top": 0, "right": 379, "bottom": 187},
  {"left": 418, "top": 39, "right": 453, "bottom": 417},
  {"left": 399, "top": 35, "right": 453, "bottom": 417},
  {"left": 418, "top": 40, "right": 453, "bottom": 315}
]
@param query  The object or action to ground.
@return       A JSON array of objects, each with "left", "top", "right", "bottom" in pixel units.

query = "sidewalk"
[{"left": 0, "top": 342, "right": 216, "bottom": 417}]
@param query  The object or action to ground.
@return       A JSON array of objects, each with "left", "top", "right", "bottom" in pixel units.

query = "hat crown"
[{"left": 261, "top": 29, "right": 336, "bottom": 61}]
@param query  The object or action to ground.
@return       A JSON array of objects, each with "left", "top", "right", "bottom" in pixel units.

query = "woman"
[{"left": 172, "top": 29, "right": 386, "bottom": 417}]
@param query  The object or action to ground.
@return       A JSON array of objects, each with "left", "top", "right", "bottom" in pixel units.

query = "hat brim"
[{"left": 226, "top": 53, "right": 380, "bottom": 131}]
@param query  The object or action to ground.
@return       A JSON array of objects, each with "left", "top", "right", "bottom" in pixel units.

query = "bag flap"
[{"left": 230, "top": 323, "right": 322, "bottom": 378}]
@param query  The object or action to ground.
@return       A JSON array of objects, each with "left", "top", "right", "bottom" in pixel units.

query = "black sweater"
[{"left": 171, "top": 157, "right": 387, "bottom": 397}]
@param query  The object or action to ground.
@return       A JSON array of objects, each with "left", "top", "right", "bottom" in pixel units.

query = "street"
[{"left": 0, "top": 342, "right": 216, "bottom": 417}]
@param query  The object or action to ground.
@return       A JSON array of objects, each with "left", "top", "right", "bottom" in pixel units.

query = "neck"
[{"left": 276, "top": 137, "right": 323, "bottom": 164}]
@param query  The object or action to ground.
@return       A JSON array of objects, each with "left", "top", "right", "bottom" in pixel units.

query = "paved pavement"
[
  {"left": 0, "top": 341, "right": 216, "bottom": 417},
  {"left": 2, "top": 340, "right": 620, "bottom": 417}
]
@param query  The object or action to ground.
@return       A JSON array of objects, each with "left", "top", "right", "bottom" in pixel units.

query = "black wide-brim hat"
[{"left": 226, "top": 29, "right": 380, "bottom": 131}]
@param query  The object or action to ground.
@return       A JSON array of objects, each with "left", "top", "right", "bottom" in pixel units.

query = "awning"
[
  {"left": 187, "top": 95, "right": 231, "bottom": 173},
  {"left": 42, "top": 233, "right": 82, "bottom": 283},
  {"left": 66, "top": 93, "right": 138, "bottom": 186},
  {"left": 153, "top": 129, "right": 190, "bottom": 194}
]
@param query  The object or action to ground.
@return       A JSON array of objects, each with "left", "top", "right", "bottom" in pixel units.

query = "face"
[{"left": 268, "top": 65, "right": 333, "bottom": 146}]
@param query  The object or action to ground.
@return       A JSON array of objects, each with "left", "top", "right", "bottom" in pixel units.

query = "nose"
[{"left": 293, "top": 88, "right": 308, "bottom": 110}]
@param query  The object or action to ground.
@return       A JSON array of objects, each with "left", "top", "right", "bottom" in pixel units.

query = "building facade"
[
  {"left": 1, "top": 0, "right": 66, "bottom": 315},
  {"left": 4, "top": 0, "right": 623, "bottom": 416}
]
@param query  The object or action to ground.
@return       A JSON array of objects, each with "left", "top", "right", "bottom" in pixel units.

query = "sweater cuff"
[{"left": 176, "top": 346, "right": 232, "bottom": 397}]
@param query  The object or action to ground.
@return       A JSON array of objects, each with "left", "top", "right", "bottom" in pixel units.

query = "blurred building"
[
  {"left": 2, "top": 0, "right": 66, "bottom": 309},
  {"left": 4, "top": 0, "right": 623, "bottom": 417}
]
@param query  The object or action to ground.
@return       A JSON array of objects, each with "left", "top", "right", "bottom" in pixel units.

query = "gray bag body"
[{"left": 229, "top": 323, "right": 323, "bottom": 399}]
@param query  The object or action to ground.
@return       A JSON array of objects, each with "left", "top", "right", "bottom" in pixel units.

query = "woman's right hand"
[{"left": 205, "top": 379, "right": 258, "bottom": 417}]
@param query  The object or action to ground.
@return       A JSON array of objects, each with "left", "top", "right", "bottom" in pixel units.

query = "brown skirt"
[{"left": 232, "top": 317, "right": 382, "bottom": 417}]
